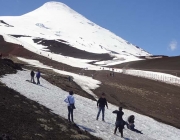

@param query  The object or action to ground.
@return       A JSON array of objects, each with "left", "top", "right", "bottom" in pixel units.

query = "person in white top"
[{"left": 64, "top": 91, "right": 75, "bottom": 122}]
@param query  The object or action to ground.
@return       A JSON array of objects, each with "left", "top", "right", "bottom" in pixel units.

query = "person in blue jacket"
[
  {"left": 64, "top": 91, "right": 75, "bottom": 123},
  {"left": 36, "top": 69, "right": 41, "bottom": 85}
]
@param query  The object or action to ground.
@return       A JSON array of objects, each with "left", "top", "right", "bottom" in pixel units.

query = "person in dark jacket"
[
  {"left": 30, "top": 70, "right": 35, "bottom": 83},
  {"left": 127, "top": 115, "right": 135, "bottom": 130},
  {"left": 113, "top": 107, "right": 126, "bottom": 137},
  {"left": 96, "top": 92, "right": 108, "bottom": 121},
  {"left": 36, "top": 69, "right": 41, "bottom": 85},
  {"left": 68, "top": 76, "right": 71, "bottom": 82}
]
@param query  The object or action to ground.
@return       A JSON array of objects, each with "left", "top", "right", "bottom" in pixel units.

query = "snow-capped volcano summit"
[
  {"left": 0, "top": 1, "right": 150, "bottom": 67},
  {"left": 24, "top": 1, "right": 79, "bottom": 17}
]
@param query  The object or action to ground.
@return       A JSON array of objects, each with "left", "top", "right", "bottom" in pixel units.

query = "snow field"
[
  {"left": 0, "top": 70, "right": 180, "bottom": 140},
  {"left": 17, "top": 57, "right": 101, "bottom": 99},
  {"left": 0, "top": 1, "right": 150, "bottom": 70}
]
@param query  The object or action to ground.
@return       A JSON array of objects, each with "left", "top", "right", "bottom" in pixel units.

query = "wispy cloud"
[{"left": 169, "top": 40, "right": 177, "bottom": 51}]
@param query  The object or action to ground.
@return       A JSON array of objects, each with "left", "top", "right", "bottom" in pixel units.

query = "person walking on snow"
[
  {"left": 36, "top": 69, "right": 41, "bottom": 85},
  {"left": 96, "top": 92, "right": 108, "bottom": 121},
  {"left": 113, "top": 107, "right": 126, "bottom": 137},
  {"left": 64, "top": 91, "right": 75, "bottom": 123},
  {"left": 30, "top": 70, "right": 35, "bottom": 83}
]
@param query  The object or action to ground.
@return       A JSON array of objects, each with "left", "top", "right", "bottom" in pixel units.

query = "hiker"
[
  {"left": 68, "top": 76, "right": 71, "bottom": 82},
  {"left": 112, "top": 72, "right": 114, "bottom": 77},
  {"left": 96, "top": 92, "right": 108, "bottom": 121},
  {"left": 30, "top": 70, "right": 35, "bottom": 83},
  {"left": 127, "top": 115, "right": 135, "bottom": 130},
  {"left": 64, "top": 91, "right": 75, "bottom": 122},
  {"left": 36, "top": 69, "right": 41, "bottom": 85},
  {"left": 113, "top": 107, "right": 126, "bottom": 137}
]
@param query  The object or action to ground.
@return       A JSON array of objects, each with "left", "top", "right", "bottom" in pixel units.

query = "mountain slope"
[
  {"left": 1, "top": 69, "right": 180, "bottom": 140},
  {"left": 0, "top": 59, "right": 101, "bottom": 140},
  {"left": 0, "top": 1, "right": 150, "bottom": 67},
  {"left": 112, "top": 56, "right": 180, "bottom": 76}
]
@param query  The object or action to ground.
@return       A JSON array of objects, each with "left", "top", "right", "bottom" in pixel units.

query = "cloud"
[{"left": 169, "top": 40, "right": 177, "bottom": 51}]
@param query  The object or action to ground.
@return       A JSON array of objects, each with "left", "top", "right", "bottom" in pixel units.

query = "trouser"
[
  {"left": 31, "top": 76, "right": 35, "bottom": 83},
  {"left": 68, "top": 106, "right": 74, "bottom": 122},
  {"left": 37, "top": 78, "right": 40, "bottom": 85},
  {"left": 128, "top": 123, "right": 135, "bottom": 130},
  {"left": 96, "top": 107, "right": 105, "bottom": 120},
  {"left": 114, "top": 121, "right": 124, "bottom": 137},
  {"left": 114, "top": 126, "right": 123, "bottom": 137}
]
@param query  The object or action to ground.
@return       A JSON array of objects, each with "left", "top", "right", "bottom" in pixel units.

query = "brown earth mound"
[
  {"left": 0, "top": 58, "right": 22, "bottom": 76},
  {"left": 33, "top": 39, "right": 113, "bottom": 60},
  {"left": 4, "top": 35, "right": 113, "bottom": 61}
]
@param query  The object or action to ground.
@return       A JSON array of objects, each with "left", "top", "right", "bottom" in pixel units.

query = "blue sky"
[{"left": 0, "top": 0, "right": 179, "bottom": 56}]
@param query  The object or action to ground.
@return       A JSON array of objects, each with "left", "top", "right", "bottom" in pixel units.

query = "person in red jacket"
[{"left": 96, "top": 92, "right": 108, "bottom": 121}]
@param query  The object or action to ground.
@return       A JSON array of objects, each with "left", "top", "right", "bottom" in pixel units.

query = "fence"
[{"left": 122, "top": 69, "right": 180, "bottom": 86}]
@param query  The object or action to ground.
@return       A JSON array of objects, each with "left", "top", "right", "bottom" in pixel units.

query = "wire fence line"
[{"left": 122, "top": 69, "right": 180, "bottom": 86}]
